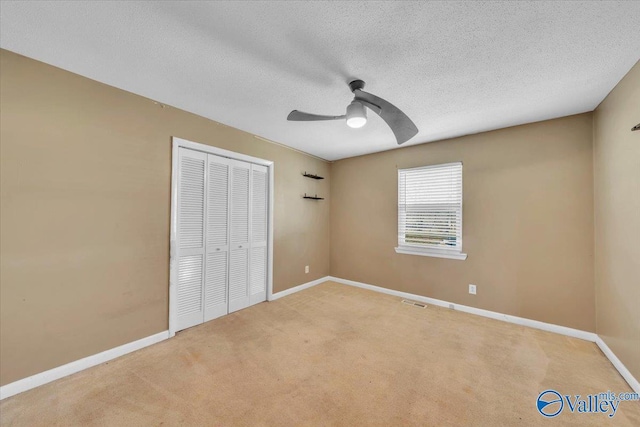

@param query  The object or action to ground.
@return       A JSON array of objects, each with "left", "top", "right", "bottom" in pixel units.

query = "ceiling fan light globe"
[
  {"left": 346, "top": 101, "right": 367, "bottom": 128},
  {"left": 347, "top": 116, "right": 367, "bottom": 128}
]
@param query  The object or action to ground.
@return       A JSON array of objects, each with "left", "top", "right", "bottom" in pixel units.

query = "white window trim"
[
  {"left": 396, "top": 162, "right": 467, "bottom": 261},
  {"left": 394, "top": 246, "right": 467, "bottom": 260}
]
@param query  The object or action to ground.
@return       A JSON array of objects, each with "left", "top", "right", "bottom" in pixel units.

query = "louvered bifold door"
[
  {"left": 176, "top": 148, "right": 207, "bottom": 332},
  {"left": 204, "top": 154, "right": 231, "bottom": 322},
  {"left": 228, "top": 159, "right": 251, "bottom": 313},
  {"left": 249, "top": 164, "right": 268, "bottom": 305}
]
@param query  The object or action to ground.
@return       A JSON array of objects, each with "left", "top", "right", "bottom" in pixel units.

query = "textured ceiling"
[{"left": 1, "top": 1, "right": 639, "bottom": 161}]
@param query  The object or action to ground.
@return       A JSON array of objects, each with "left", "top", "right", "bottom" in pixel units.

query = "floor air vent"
[{"left": 401, "top": 299, "right": 427, "bottom": 308}]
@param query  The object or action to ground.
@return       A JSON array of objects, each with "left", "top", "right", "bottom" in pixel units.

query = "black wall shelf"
[
  {"left": 303, "top": 193, "right": 324, "bottom": 200},
  {"left": 303, "top": 172, "right": 324, "bottom": 180}
]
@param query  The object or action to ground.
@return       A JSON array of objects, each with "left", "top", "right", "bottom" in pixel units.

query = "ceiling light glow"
[{"left": 346, "top": 101, "right": 367, "bottom": 128}]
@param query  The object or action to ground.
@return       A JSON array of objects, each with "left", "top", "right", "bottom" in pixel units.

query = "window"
[{"left": 395, "top": 162, "right": 467, "bottom": 260}]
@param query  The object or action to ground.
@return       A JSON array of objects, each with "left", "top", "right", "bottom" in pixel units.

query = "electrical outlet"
[
  {"left": 305, "top": 265, "right": 309, "bottom": 274},
  {"left": 469, "top": 284, "right": 477, "bottom": 295}
]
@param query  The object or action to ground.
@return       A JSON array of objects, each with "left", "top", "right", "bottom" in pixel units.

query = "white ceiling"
[{"left": 1, "top": 1, "right": 639, "bottom": 161}]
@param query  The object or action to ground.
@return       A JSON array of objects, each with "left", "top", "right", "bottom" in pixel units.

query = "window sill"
[{"left": 394, "top": 246, "right": 468, "bottom": 260}]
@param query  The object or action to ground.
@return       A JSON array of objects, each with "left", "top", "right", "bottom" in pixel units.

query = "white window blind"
[{"left": 397, "top": 162, "right": 466, "bottom": 260}]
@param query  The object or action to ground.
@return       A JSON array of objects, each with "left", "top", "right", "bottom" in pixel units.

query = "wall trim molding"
[
  {"left": 328, "top": 276, "right": 640, "bottom": 393},
  {"left": 595, "top": 336, "right": 640, "bottom": 394},
  {"left": 269, "top": 276, "right": 330, "bottom": 301},
  {"left": 328, "top": 276, "right": 597, "bottom": 341},
  {"left": 3, "top": 278, "right": 637, "bottom": 400},
  {"left": 0, "top": 331, "right": 169, "bottom": 401},
  {"left": 0, "top": 275, "right": 328, "bottom": 401}
]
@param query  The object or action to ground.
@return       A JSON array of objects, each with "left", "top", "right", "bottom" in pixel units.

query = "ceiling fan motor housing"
[{"left": 348, "top": 79, "right": 366, "bottom": 92}]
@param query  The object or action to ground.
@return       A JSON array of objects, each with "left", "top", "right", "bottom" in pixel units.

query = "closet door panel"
[
  {"left": 228, "top": 160, "right": 251, "bottom": 312},
  {"left": 204, "top": 251, "right": 228, "bottom": 321},
  {"left": 204, "top": 155, "right": 230, "bottom": 321},
  {"left": 179, "top": 155, "right": 205, "bottom": 250},
  {"left": 177, "top": 255, "right": 203, "bottom": 326},
  {"left": 251, "top": 166, "right": 268, "bottom": 244},
  {"left": 250, "top": 246, "right": 267, "bottom": 304},
  {"left": 230, "top": 163, "right": 250, "bottom": 246},
  {"left": 176, "top": 148, "right": 206, "bottom": 331},
  {"left": 207, "top": 159, "right": 229, "bottom": 247},
  {"left": 249, "top": 165, "right": 268, "bottom": 304},
  {"left": 228, "top": 249, "right": 248, "bottom": 312}
]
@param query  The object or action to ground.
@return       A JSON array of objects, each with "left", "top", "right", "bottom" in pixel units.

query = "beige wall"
[
  {"left": 3, "top": 45, "right": 636, "bottom": 389},
  {"left": 331, "top": 114, "right": 595, "bottom": 331},
  {"left": 0, "top": 50, "right": 330, "bottom": 386},
  {"left": 593, "top": 61, "right": 640, "bottom": 380}
]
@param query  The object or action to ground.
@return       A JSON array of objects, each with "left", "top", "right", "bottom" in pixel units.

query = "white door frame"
[{"left": 169, "top": 137, "right": 274, "bottom": 337}]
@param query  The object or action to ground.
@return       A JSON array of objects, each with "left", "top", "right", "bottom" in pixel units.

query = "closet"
[{"left": 174, "top": 146, "right": 269, "bottom": 332}]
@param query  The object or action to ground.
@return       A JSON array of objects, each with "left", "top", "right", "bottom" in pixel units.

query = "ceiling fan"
[{"left": 287, "top": 79, "right": 419, "bottom": 145}]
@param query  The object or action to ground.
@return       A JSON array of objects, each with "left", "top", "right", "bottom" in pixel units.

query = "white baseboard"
[
  {"left": 0, "top": 330, "right": 169, "bottom": 400},
  {"left": 595, "top": 336, "right": 640, "bottom": 394},
  {"left": 328, "top": 276, "right": 597, "bottom": 341},
  {"left": 328, "top": 276, "right": 640, "bottom": 393},
  {"left": 269, "top": 276, "right": 330, "bottom": 301},
  {"left": 3, "top": 277, "right": 638, "bottom": 400},
  {"left": 1, "top": 277, "right": 326, "bottom": 401}
]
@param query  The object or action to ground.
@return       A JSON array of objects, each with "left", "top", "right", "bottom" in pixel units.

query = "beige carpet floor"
[{"left": 1, "top": 281, "right": 638, "bottom": 426}]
